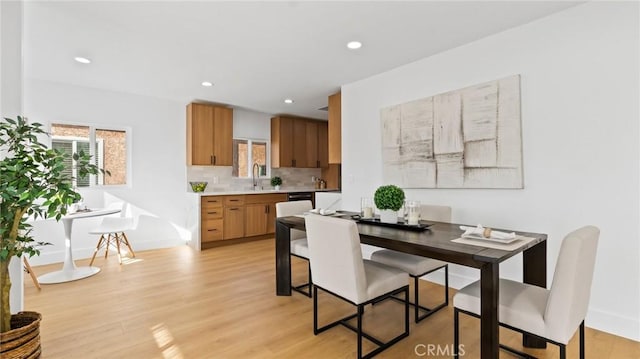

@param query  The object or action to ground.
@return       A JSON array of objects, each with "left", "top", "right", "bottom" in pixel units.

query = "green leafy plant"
[
  {"left": 270, "top": 176, "right": 282, "bottom": 187},
  {"left": 0, "top": 116, "right": 108, "bottom": 333},
  {"left": 374, "top": 185, "right": 405, "bottom": 211}
]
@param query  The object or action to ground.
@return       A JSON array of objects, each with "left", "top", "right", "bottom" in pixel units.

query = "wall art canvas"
[{"left": 381, "top": 75, "right": 522, "bottom": 188}]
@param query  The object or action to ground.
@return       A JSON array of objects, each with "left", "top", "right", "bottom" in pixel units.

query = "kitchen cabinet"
[
  {"left": 317, "top": 122, "right": 328, "bottom": 168},
  {"left": 245, "top": 193, "right": 287, "bottom": 236},
  {"left": 223, "top": 195, "right": 245, "bottom": 239},
  {"left": 187, "top": 103, "right": 233, "bottom": 166},
  {"left": 271, "top": 116, "right": 328, "bottom": 168},
  {"left": 200, "top": 197, "right": 224, "bottom": 242},
  {"left": 305, "top": 120, "right": 318, "bottom": 168},
  {"left": 328, "top": 92, "right": 341, "bottom": 164}
]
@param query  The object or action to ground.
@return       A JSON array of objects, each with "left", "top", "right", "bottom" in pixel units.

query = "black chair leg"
[
  {"left": 580, "top": 321, "right": 585, "bottom": 359},
  {"left": 454, "top": 308, "right": 460, "bottom": 359},
  {"left": 357, "top": 304, "right": 364, "bottom": 359},
  {"left": 313, "top": 285, "right": 319, "bottom": 334}
]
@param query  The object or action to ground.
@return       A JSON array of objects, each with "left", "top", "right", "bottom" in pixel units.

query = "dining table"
[
  {"left": 275, "top": 212, "right": 548, "bottom": 359},
  {"left": 37, "top": 207, "right": 120, "bottom": 284}
]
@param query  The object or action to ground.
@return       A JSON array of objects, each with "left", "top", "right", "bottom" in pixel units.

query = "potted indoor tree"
[
  {"left": 271, "top": 176, "right": 282, "bottom": 191},
  {"left": 0, "top": 116, "right": 107, "bottom": 357},
  {"left": 374, "top": 184, "right": 405, "bottom": 223}
]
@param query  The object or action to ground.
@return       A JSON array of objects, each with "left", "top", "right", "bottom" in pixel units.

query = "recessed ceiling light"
[
  {"left": 74, "top": 57, "right": 91, "bottom": 64},
  {"left": 346, "top": 41, "right": 362, "bottom": 50},
  {"left": 284, "top": 99, "right": 294, "bottom": 104},
  {"left": 201, "top": 81, "right": 213, "bottom": 87}
]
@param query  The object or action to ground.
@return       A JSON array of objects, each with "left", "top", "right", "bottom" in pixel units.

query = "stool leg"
[
  {"left": 90, "top": 234, "right": 106, "bottom": 266},
  {"left": 104, "top": 233, "right": 112, "bottom": 259},
  {"left": 115, "top": 232, "right": 123, "bottom": 264},
  {"left": 23, "top": 257, "right": 41, "bottom": 290},
  {"left": 121, "top": 232, "right": 135, "bottom": 258}
]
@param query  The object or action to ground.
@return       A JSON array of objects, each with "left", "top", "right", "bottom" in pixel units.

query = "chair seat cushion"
[
  {"left": 453, "top": 278, "right": 549, "bottom": 339},
  {"left": 89, "top": 217, "right": 133, "bottom": 234},
  {"left": 362, "top": 259, "right": 409, "bottom": 302},
  {"left": 290, "top": 238, "right": 309, "bottom": 258},
  {"left": 370, "top": 249, "right": 447, "bottom": 276}
]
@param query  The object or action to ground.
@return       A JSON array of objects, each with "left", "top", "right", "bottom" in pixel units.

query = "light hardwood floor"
[{"left": 26, "top": 238, "right": 639, "bottom": 358}]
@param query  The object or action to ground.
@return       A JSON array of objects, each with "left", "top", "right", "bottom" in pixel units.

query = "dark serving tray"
[{"left": 355, "top": 217, "right": 432, "bottom": 231}]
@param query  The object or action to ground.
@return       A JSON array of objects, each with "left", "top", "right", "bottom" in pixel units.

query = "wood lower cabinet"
[
  {"left": 200, "top": 197, "right": 224, "bottom": 242},
  {"left": 223, "top": 195, "right": 245, "bottom": 239},
  {"left": 245, "top": 193, "right": 287, "bottom": 237},
  {"left": 200, "top": 193, "right": 287, "bottom": 246}
]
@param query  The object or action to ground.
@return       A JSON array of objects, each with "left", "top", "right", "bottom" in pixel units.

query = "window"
[
  {"left": 51, "top": 123, "right": 129, "bottom": 187},
  {"left": 232, "top": 138, "right": 269, "bottom": 178}
]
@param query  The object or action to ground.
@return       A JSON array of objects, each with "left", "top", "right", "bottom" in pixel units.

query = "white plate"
[{"left": 461, "top": 233, "right": 520, "bottom": 244}]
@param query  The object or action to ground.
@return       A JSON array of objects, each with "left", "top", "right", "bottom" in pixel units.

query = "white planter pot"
[
  {"left": 379, "top": 209, "right": 398, "bottom": 224},
  {"left": 274, "top": 185, "right": 281, "bottom": 191}
]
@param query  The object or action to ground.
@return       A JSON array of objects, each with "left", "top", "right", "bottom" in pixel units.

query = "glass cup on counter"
[
  {"left": 405, "top": 200, "right": 421, "bottom": 225},
  {"left": 361, "top": 198, "right": 374, "bottom": 219}
]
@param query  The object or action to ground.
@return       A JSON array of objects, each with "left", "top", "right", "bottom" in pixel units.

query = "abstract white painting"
[{"left": 381, "top": 75, "right": 523, "bottom": 188}]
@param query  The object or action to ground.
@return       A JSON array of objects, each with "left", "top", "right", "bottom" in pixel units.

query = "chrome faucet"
[{"left": 252, "top": 162, "right": 260, "bottom": 190}]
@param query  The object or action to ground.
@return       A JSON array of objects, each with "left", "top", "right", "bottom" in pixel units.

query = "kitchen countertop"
[{"left": 189, "top": 188, "right": 340, "bottom": 196}]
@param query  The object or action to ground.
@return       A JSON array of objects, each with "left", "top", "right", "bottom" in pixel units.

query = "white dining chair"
[
  {"left": 305, "top": 215, "right": 410, "bottom": 359},
  {"left": 369, "top": 204, "right": 451, "bottom": 322},
  {"left": 88, "top": 202, "right": 136, "bottom": 265},
  {"left": 453, "top": 225, "right": 600, "bottom": 359},
  {"left": 276, "top": 200, "right": 313, "bottom": 297}
]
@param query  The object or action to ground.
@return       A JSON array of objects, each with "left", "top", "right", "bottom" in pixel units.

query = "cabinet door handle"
[
  {"left": 229, "top": 208, "right": 240, "bottom": 211},
  {"left": 207, "top": 211, "right": 218, "bottom": 215},
  {"left": 317, "top": 160, "right": 320, "bottom": 168},
  {"left": 229, "top": 199, "right": 239, "bottom": 202},
  {"left": 207, "top": 200, "right": 219, "bottom": 204},
  {"left": 264, "top": 205, "right": 268, "bottom": 214},
  {"left": 207, "top": 229, "right": 217, "bottom": 232},
  {"left": 210, "top": 155, "right": 213, "bottom": 164},
  {"left": 213, "top": 155, "right": 217, "bottom": 165}
]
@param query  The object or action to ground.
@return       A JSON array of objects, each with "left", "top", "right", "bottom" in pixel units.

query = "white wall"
[
  {"left": 2, "top": 0, "right": 26, "bottom": 314},
  {"left": 341, "top": 2, "right": 639, "bottom": 340},
  {"left": 24, "top": 79, "right": 189, "bottom": 264}
]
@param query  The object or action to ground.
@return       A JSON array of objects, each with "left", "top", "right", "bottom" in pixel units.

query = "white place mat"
[{"left": 451, "top": 235, "right": 537, "bottom": 251}]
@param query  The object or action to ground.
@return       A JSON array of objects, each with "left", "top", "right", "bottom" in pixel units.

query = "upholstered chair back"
[
  {"left": 305, "top": 215, "right": 367, "bottom": 304},
  {"left": 419, "top": 205, "right": 452, "bottom": 223},
  {"left": 276, "top": 200, "right": 313, "bottom": 240},
  {"left": 544, "top": 225, "right": 599, "bottom": 343}
]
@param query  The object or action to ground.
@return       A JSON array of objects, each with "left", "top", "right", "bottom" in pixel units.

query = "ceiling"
[{"left": 23, "top": 1, "right": 581, "bottom": 120}]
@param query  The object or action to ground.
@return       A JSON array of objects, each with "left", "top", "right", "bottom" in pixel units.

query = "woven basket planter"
[{"left": 0, "top": 311, "right": 42, "bottom": 359}]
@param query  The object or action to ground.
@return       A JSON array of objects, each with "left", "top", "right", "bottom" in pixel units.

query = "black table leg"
[
  {"left": 276, "top": 220, "right": 292, "bottom": 296},
  {"left": 480, "top": 262, "right": 499, "bottom": 359},
  {"left": 523, "top": 240, "right": 547, "bottom": 348}
]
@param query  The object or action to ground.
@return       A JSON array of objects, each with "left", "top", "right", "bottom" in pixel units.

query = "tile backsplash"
[{"left": 187, "top": 166, "right": 321, "bottom": 191}]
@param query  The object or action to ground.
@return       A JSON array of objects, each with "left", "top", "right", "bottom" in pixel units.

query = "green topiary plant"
[
  {"left": 0, "top": 116, "right": 108, "bottom": 333},
  {"left": 270, "top": 176, "right": 282, "bottom": 187},
  {"left": 374, "top": 185, "right": 405, "bottom": 211}
]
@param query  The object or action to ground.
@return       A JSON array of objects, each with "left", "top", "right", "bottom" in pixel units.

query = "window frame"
[
  {"left": 233, "top": 137, "right": 271, "bottom": 179},
  {"left": 49, "top": 121, "right": 133, "bottom": 189}
]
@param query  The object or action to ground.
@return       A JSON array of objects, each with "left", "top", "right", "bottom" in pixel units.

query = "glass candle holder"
[
  {"left": 406, "top": 200, "right": 421, "bottom": 225},
  {"left": 361, "top": 197, "right": 374, "bottom": 219}
]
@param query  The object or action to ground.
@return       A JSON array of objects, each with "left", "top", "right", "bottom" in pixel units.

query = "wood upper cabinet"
[
  {"left": 305, "top": 120, "right": 318, "bottom": 168},
  {"left": 272, "top": 116, "right": 328, "bottom": 168},
  {"left": 328, "top": 92, "right": 341, "bottom": 164},
  {"left": 317, "top": 122, "right": 328, "bottom": 168},
  {"left": 187, "top": 103, "right": 233, "bottom": 166},
  {"left": 271, "top": 116, "right": 294, "bottom": 168}
]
